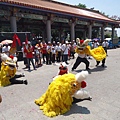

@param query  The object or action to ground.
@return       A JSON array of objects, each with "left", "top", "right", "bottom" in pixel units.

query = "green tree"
[
  {"left": 105, "top": 34, "right": 111, "bottom": 38},
  {"left": 76, "top": 3, "right": 86, "bottom": 8},
  {"left": 100, "top": 11, "right": 109, "bottom": 17}
]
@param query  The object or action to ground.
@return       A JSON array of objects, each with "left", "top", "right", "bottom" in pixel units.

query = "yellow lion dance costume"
[
  {"left": 0, "top": 54, "right": 27, "bottom": 87},
  {"left": 75, "top": 38, "right": 106, "bottom": 61},
  {"left": 35, "top": 71, "right": 91, "bottom": 117},
  {"left": 0, "top": 54, "right": 16, "bottom": 86},
  {"left": 72, "top": 38, "right": 106, "bottom": 71}
]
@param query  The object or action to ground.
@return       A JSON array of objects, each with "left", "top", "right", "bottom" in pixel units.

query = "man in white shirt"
[
  {"left": 93, "top": 40, "right": 99, "bottom": 48},
  {"left": 102, "top": 39, "right": 109, "bottom": 54},
  {"left": 61, "top": 41, "right": 69, "bottom": 64},
  {"left": 70, "top": 40, "right": 76, "bottom": 59},
  {"left": 56, "top": 42, "right": 62, "bottom": 62},
  {"left": 46, "top": 41, "right": 52, "bottom": 64}
]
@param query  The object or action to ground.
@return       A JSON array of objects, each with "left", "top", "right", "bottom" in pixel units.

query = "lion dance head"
[
  {"left": 0, "top": 54, "right": 17, "bottom": 87},
  {"left": 35, "top": 71, "right": 91, "bottom": 117},
  {"left": 75, "top": 38, "right": 91, "bottom": 55}
]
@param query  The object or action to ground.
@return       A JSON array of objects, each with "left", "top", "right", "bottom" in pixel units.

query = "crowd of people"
[
  {"left": 0, "top": 38, "right": 109, "bottom": 104},
  {"left": 0, "top": 38, "right": 109, "bottom": 72},
  {"left": 21, "top": 39, "right": 77, "bottom": 71}
]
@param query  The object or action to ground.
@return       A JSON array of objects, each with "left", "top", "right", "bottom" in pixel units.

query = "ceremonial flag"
[
  {"left": 9, "top": 34, "right": 21, "bottom": 55},
  {"left": 25, "top": 34, "right": 28, "bottom": 44}
]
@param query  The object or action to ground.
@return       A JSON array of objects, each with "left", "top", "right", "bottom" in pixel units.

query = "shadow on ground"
[
  {"left": 73, "top": 66, "right": 107, "bottom": 74},
  {"left": 63, "top": 103, "right": 90, "bottom": 117}
]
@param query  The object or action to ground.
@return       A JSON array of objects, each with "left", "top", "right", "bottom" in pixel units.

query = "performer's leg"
[
  {"left": 82, "top": 58, "right": 90, "bottom": 69},
  {"left": 96, "top": 61, "right": 100, "bottom": 66},
  {"left": 15, "top": 74, "right": 25, "bottom": 78},
  {"left": 72, "top": 97, "right": 92, "bottom": 104},
  {"left": 9, "top": 76, "right": 28, "bottom": 85},
  {"left": 72, "top": 57, "right": 81, "bottom": 70},
  {"left": 102, "top": 58, "right": 106, "bottom": 67}
]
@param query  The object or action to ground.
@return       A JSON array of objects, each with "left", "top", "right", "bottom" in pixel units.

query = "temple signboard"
[
  {"left": 53, "top": 17, "right": 69, "bottom": 23},
  {"left": 76, "top": 20, "right": 88, "bottom": 25},
  {"left": 94, "top": 23, "right": 103, "bottom": 27},
  {"left": 16, "top": 13, "right": 46, "bottom": 20},
  {"left": 0, "top": 10, "right": 10, "bottom": 16}
]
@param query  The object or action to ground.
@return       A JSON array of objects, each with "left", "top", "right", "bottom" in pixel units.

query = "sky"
[{"left": 54, "top": 0, "right": 120, "bottom": 37}]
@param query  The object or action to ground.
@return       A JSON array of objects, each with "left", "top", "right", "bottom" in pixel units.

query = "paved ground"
[{"left": 0, "top": 48, "right": 120, "bottom": 120}]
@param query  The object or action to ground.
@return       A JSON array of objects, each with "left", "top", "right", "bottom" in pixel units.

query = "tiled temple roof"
[{"left": 0, "top": 0, "right": 119, "bottom": 24}]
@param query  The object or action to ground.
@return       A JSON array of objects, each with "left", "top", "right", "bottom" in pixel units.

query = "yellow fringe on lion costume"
[
  {"left": 0, "top": 53, "right": 28, "bottom": 87},
  {"left": 0, "top": 54, "right": 16, "bottom": 87},
  {"left": 75, "top": 38, "right": 106, "bottom": 61},
  {"left": 90, "top": 46, "right": 106, "bottom": 61},
  {"left": 35, "top": 71, "right": 91, "bottom": 117}
]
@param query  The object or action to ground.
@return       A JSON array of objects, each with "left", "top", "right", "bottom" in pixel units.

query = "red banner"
[{"left": 9, "top": 34, "right": 21, "bottom": 55}]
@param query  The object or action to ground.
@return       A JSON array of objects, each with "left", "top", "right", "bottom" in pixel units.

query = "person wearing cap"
[
  {"left": 51, "top": 41, "right": 56, "bottom": 64},
  {"left": 70, "top": 40, "right": 76, "bottom": 59},
  {"left": 93, "top": 39, "right": 99, "bottom": 48},
  {"left": 24, "top": 41, "right": 36, "bottom": 71},
  {"left": 102, "top": 39, "right": 109, "bottom": 55},
  {"left": 21, "top": 42, "right": 28, "bottom": 68},
  {"left": 61, "top": 40, "right": 69, "bottom": 64},
  {"left": 46, "top": 41, "right": 52, "bottom": 65},
  {"left": 55, "top": 42, "right": 62, "bottom": 62}
]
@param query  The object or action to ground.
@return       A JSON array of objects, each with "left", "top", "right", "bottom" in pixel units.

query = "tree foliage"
[
  {"left": 110, "top": 15, "right": 120, "bottom": 20},
  {"left": 76, "top": 3, "right": 86, "bottom": 8},
  {"left": 105, "top": 34, "right": 111, "bottom": 38}
]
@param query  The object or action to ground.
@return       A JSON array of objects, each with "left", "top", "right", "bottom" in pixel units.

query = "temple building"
[{"left": 0, "top": 0, "right": 120, "bottom": 42}]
